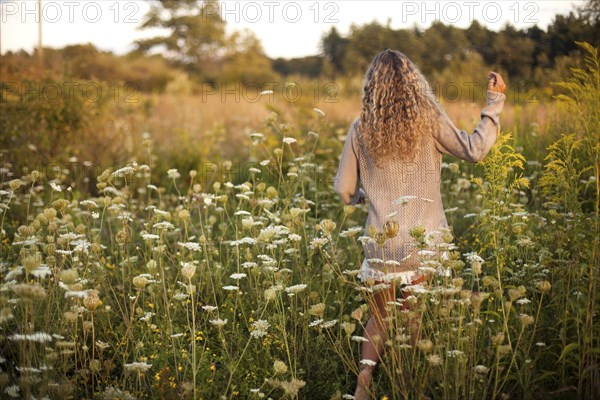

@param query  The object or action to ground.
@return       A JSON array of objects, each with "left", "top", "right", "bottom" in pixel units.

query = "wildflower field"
[{"left": 0, "top": 43, "right": 598, "bottom": 400}]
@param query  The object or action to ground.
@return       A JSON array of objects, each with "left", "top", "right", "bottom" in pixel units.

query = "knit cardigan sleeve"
[
  {"left": 334, "top": 120, "right": 364, "bottom": 205},
  {"left": 432, "top": 90, "right": 507, "bottom": 162}
]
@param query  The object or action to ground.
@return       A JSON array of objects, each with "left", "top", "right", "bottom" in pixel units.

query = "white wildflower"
[
  {"left": 474, "top": 365, "right": 489, "bottom": 374},
  {"left": 153, "top": 221, "right": 174, "bottom": 230},
  {"left": 9, "top": 332, "right": 53, "bottom": 343},
  {"left": 80, "top": 200, "right": 98, "bottom": 208},
  {"left": 50, "top": 181, "right": 62, "bottom": 192},
  {"left": 288, "top": 233, "right": 302, "bottom": 241},
  {"left": 209, "top": 318, "right": 228, "bottom": 327},
  {"left": 112, "top": 166, "right": 135, "bottom": 178},
  {"left": 4, "top": 385, "right": 20, "bottom": 398},
  {"left": 250, "top": 319, "right": 270, "bottom": 338},
  {"left": 321, "top": 319, "right": 338, "bottom": 329},
  {"left": 167, "top": 169, "right": 180, "bottom": 179},
  {"left": 230, "top": 237, "right": 256, "bottom": 246},
  {"left": 178, "top": 242, "right": 202, "bottom": 252},
  {"left": 447, "top": 350, "right": 465, "bottom": 358},
  {"left": 285, "top": 284, "right": 307, "bottom": 294},
  {"left": 124, "top": 362, "right": 152, "bottom": 373},
  {"left": 154, "top": 209, "right": 169, "bottom": 217},
  {"left": 309, "top": 237, "right": 328, "bottom": 250}
]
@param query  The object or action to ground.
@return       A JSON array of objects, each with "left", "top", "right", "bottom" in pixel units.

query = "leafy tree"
[
  {"left": 342, "top": 21, "right": 397, "bottom": 75},
  {"left": 272, "top": 56, "right": 323, "bottom": 78},
  {"left": 547, "top": 12, "right": 597, "bottom": 60},
  {"left": 136, "top": 0, "right": 226, "bottom": 80},
  {"left": 219, "top": 29, "right": 277, "bottom": 84},
  {"left": 525, "top": 25, "right": 550, "bottom": 69},
  {"left": 465, "top": 20, "right": 497, "bottom": 66},
  {"left": 492, "top": 24, "right": 536, "bottom": 80},
  {"left": 388, "top": 27, "right": 423, "bottom": 67},
  {"left": 320, "top": 27, "right": 349, "bottom": 75},
  {"left": 419, "top": 22, "right": 468, "bottom": 75},
  {"left": 578, "top": 0, "right": 600, "bottom": 25}
]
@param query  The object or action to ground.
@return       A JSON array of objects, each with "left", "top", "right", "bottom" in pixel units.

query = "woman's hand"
[
  {"left": 350, "top": 188, "right": 367, "bottom": 205},
  {"left": 488, "top": 72, "right": 506, "bottom": 94}
]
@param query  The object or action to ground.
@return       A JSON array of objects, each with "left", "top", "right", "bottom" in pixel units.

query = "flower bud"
[
  {"left": 384, "top": 220, "right": 399, "bottom": 239},
  {"left": 343, "top": 205, "right": 356, "bottom": 215},
  {"left": 519, "top": 313, "right": 534, "bottom": 327},
  {"left": 264, "top": 288, "right": 277, "bottom": 301},
  {"left": 9, "top": 179, "right": 22, "bottom": 191},
  {"left": 84, "top": 290, "right": 102, "bottom": 312},
  {"left": 43, "top": 208, "right": 57, "bottom": 220},
  {"left": 417, "top": 339, "right": 433, "bottom": 353},
  {"left": 181, "top": 263, "right": 196, "bottom": 281},
  {"left": 60, "top": 269, "right": 79, "bottom": 285},
  {"left": 273, "top": 360, "right": 287, "bottom": 375},
  {"left": 309, "top": 303, "right": 326, "bottom": 317},
  {"left": 132, "top": 276, "right": 149, "bottom": 290},
  {"left": 319, "top": 219, "right": 336, "bottom": 234},
  {"left": 536, "top": 280, "right": 551, "bottom": 293},
  {"left": 351, "top": 308, "right": 363, "bottom": 321}
]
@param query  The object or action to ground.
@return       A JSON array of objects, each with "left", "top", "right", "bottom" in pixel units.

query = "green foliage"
[
  {"left": 542, "top": 41, "right": 600, "bottom": 398},
  {"left": 553, "top": 42, "right": 600, "bottom": 213},
  {"left": 539, "top": 134, "right": 591, "bottom": 213},
  {"left": 1, "top": 44, "right": 175, "bottom": 92},
  {"left": 0, "top": 79, "right": 146, "bottom": 195},
  {"left": 473, "top": 131, "right": 529, "bottom": 262},
  {"left": 320, "top": 27, "right": 349, "bottom": 76},
  {"left": 136, "top": 0, "right": 226, "bottom": 79}
]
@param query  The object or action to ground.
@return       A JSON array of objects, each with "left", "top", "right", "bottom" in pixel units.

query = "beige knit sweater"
[{"left": 334, "top": 90, "right": 507, "bottom": 274}]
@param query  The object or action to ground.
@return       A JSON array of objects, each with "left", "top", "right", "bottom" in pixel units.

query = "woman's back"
[
  {"left": 350, "top": 119, "right": 446, "bottom": 267},
  {"left": 335, "top": 89, "right": 506, "bottom": 272}
]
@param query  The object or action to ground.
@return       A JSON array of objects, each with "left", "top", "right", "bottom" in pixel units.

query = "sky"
[{"left": 0, "top": 0, "right": 586, "bottom": 59}]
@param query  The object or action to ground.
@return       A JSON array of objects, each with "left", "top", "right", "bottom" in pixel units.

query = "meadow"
[{"left": 0, "top": 43, "right": 598, "bottom": 399}]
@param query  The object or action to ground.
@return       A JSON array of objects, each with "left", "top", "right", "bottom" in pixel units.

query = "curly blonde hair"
[{"left": 358, "top": 49, "right": 440, "bottom": 166}]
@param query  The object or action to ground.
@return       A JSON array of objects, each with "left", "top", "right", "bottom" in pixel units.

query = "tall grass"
[{"left": 0, "top": 43, "right": 598, "bottom": 399}]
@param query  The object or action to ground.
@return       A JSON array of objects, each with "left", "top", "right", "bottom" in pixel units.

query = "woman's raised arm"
[{"left": 432, "top": 72, "right": 507, "bottom": 163}]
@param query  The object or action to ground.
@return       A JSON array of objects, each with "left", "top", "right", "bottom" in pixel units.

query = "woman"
[{"left": 333, "top": 49, "right": 506, "bottom": 398}]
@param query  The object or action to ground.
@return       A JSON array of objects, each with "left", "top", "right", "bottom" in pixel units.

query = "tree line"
[{"left": 1, "top": 0, "right": 598, "bottom": 95}]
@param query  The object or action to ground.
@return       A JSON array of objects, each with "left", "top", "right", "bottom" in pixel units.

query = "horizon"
[{"left": 0, "top": 0, "right": 585, "bottom": 59}]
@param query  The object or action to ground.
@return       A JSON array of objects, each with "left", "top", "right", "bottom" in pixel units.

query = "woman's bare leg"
[
  {"left": 401, "top": 275, "right": 425, "bottom": 345},
  {"left": 354, "top": 283, "right": 396, "bottom": 399}
]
